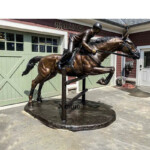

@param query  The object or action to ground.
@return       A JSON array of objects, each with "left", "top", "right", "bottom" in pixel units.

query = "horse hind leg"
[
  {"left": 37, "top": 82, "right": 44, "bottom": 103},
  {"left": 36, "top": 72, "right": 57, "bottom": 103},
  {"left": 28, "top": 75, "right": 45, "bottom": 107}
]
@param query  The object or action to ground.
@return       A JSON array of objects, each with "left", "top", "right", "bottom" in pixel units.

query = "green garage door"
[
  {"left": 79, "top": 56, "right": 111, "bottom": 90},
  {"left": 0, "top": 29, "right": 61, "bottom": 106}
]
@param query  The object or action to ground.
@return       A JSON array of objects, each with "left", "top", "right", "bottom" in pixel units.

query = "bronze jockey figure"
[{"left": 58, "top": 22, "right": 102, "bottom": 69}]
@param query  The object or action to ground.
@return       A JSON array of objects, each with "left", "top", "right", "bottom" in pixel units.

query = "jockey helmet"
[{"left": 93, "top": 22, "right": 102, "bottom": 31}]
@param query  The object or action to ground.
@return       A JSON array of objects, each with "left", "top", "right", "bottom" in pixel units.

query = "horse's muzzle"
[{"left": 132, "top": 49, "right": 140, "bottom": 59}]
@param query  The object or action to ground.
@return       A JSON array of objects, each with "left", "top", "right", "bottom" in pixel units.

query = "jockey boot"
[{"left": 57, "top": 53, "right": 72, "bottom": 69}]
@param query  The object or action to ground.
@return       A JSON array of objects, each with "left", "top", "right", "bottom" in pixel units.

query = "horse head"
[{"left": 120, "top": 28, "right": 140, "bottom": 60}]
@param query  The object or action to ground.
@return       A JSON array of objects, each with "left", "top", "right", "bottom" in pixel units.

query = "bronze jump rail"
[
  {"left": 61, "top": 68, "right": 88, "bottom": 122},
  {"left": 65, "top": 75, "right": 88, "bottom": 85},
  {"left": 66, "top": 89, "right": 88, "bottom": 107}
]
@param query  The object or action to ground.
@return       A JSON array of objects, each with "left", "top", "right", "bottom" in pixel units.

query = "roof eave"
[
  {"left": 96, "top": 19, "right": 126, "bottom": 28},
  {"left": 128, "top": 21, "right": 150, "bottom": 28}
]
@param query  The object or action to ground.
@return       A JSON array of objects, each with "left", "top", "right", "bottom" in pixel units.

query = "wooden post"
[
  {"left": 61, "top": 68, "right": 67, "bottom": 122},
  {"left": 82, "top": 78, "right": 86, "bottom": 105}
]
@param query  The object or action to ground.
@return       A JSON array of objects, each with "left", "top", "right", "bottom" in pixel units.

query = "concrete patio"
[{"left": 0, "top": 86, "right": 150, "bottom": 150}]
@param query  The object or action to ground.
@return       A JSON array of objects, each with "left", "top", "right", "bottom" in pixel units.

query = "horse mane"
[{"left": 89, "top": 36, "right": 120, "bottom": 45}]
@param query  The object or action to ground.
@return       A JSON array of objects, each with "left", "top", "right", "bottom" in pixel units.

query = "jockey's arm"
[{"left": 82, "top": 31, "right": 96, "bottom": 54}]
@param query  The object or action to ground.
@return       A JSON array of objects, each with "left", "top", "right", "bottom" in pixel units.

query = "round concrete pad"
[{"left": 24, "top": 99, "right": 116, "bottom": 131}]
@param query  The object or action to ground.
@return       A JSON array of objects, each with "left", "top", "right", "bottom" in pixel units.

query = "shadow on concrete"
[{"left": 115, "top": 86, "right": 150, "bottom": 98}]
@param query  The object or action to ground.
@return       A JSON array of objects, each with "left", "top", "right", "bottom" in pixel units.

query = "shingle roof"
[{"left": 97, "top": 19, "right": 150, "bottom": 28}]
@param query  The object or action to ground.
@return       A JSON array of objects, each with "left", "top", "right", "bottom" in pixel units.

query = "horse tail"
[{"left": 22, "top": 56, "right": 43, "bottom": 76}]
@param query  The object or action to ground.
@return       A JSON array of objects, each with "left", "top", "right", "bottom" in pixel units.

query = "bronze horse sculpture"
[{"left": 22, "top": 34, "right": 140, "bottom": 106}]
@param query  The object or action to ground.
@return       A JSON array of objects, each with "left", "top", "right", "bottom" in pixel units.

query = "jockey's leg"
[{"left": 58, "top": 39, "right": 74, "bottom": 69}]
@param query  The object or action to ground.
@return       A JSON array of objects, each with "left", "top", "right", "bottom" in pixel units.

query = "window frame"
[
  {"left": 144, "top": 51, "right": 150, "bottom": 68},
  {"left": 31, "top": 34, "right": 60, "bottom": 53},
  {"left": 0, "top": 31, "right": 24, "bottom": 52}
]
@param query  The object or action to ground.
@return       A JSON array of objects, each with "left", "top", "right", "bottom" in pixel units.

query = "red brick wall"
[
  {"left": 117, "top": 30, "right": 150, "bottom": 79},
  {"left": 127, "top": 31, "right": 150, "bottom": 78},
  {"left": 129, "top": 31, "right": 150, "bottom": 46},
  {"left": 116, "top": 53, "right": 122, "bottom": 77}
]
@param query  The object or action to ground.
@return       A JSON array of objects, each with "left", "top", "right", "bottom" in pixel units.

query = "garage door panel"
[
  {"left": 0, "top": 82, "right": 22, "bottom": 101},
  {"left": 0, "top": 56, "right": 21, "bottom": 76},
  {"left": 0, "top": 74, "right": 4, "bottom": 84},
  {"left": 42, "top": 74, "right": 61, "bottom": 97},
  {"left": 0, "top": 56, "right": 25, "bottom": 102},
  {"left": 0, "top": 30, "right": 61, "bottom": 106}
]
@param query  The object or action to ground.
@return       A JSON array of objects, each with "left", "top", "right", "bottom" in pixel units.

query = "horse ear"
[{"left": 122, "top": 26, "right": 129, "bottom": 40}]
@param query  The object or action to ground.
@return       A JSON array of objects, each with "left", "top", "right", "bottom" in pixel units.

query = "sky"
[{"left": 0, "top": 0, "right": 150, "bottom": 19}]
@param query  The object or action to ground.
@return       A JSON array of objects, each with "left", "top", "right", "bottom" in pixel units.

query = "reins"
[{"left": 97, "top": 50, "right": 133, "bottom": 58}]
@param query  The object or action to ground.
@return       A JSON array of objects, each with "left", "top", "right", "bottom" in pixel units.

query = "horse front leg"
[
  {"left": 29, "top": 75, "right": 45, "bottom": 107},
  {"left": 93, "top": 66, "right": 115, "bottom": 85}
]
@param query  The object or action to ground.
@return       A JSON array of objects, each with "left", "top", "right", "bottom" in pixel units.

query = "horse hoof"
[
  {"left": 37, "top": 98, "right": 42, "bottom": 103},
  {"left": 37, "top": 100, "right": 42, "bottom": 104},
  {"left": 97, "top": 78, "right": 106, "bottom": 85}
]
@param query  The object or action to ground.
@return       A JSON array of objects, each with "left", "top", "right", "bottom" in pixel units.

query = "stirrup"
[
  {"left": 64, "top": 61, "right": 74, "bottom": 69},
  {"left": 57, "top": 61, "right": 63, "bottom": 70}
]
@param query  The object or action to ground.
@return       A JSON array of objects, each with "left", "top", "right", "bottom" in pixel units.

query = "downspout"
[{"left": 121, "top": 26, "right": 129, "bottom": 77}]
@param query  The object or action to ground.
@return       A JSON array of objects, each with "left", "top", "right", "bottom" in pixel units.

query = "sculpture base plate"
[{"left": 24, "top": 99, "right": 116, "bottom": 131}]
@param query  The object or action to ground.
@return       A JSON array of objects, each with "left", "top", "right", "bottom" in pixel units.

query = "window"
[
  {"left": 16, "top": 34, "right": 23, "bottom": 42},
  {"left": 16, "top": 34, "right": 23, "bottom": 51},
  {"left": 0, "top": 31, "right": 24, "bottom": 51},
  {"left": 32, "top": 45, "right": 38, "bottom": 52},
  {"left": 47, "top": 38, "right": 52, "bottom": 44},
  {"left": 7, "top": 43, "right": 14, "bottom": 51},
  {"left": 0, "top": 32, "right": 5, "bottom": 40},
  {"left": 0, "top": 32, "right": 5, "bottom": 50},
  {"left": 32, "top": 36, "right": 38, "bottom": 43},
  {"left": 0, "top": 42, "right": 5, "bottom": 50},
  {"left": 6, "top": 33, "right": 15, "bottom": 51},
  {"left": 53, "top": 47, "right": 58, "bottom": 53},
  {"left": 40, "top": 45, "right": 45, "bottom": 52},
  {"left": 39, "top": 37, "right": 45, "bottom": 43},
  {"left": 53, "top": 39, "right": 57, "bottom": 45},
  {"left": 6, "top": 33, "right": 14, "bottom": 41},
  {"left": 144, "top": 51, "right": 150, "bottom": 68},
  {"left": 32, "top": 35, "right": 59, "bottom": 53},
  {"left": 47, "top": 46, "right": 52, "bottom": 53},
  {"left": 16, "top": 43, "right": 23, "bottom": 51}
]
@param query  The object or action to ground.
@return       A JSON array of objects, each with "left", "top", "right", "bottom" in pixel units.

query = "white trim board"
[
  {"left": 129, "top": 23, "right": 150, "bottom": 34},
  {"left": 110, "top": 54, "right": 117, "bottom": 86},
  {"left": 136, "top": 45, "right": 150, "bottom": 86}
]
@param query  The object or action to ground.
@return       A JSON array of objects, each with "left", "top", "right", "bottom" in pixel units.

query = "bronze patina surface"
[
  {"left": 22, "top": 27, "right": 138, "bottom": 131},
  {"left": 24, "top": 99, "right": 116, "bottom": 132},
  {"left": 22, "top": 29, "right": 140, "bottom": 106}
]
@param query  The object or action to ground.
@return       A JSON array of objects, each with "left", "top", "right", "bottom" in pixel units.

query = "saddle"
[
  {"left": 62, "top": 47, "right": 80, "bottom": 65},
  {"left": 61, "top": 45, "right": 100, "bottom": 72}
]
